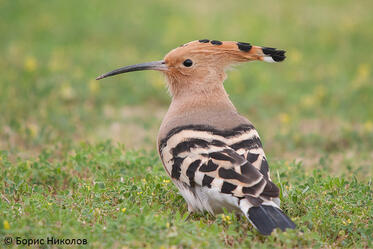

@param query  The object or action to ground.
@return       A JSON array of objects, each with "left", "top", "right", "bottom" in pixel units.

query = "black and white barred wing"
[
  {"left": 159, "top": 125, "right": 296, "bottom": 235},
  {"left": 159, "top": 125, "right": 280, "bottom": 205}
]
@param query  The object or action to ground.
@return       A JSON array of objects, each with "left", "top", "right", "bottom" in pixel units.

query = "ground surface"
[{"left": 0, "top": 0, "right": 372, "bottom": 248}]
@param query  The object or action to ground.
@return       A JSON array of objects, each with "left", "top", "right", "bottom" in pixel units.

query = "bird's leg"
[
  {"left": 235, "top": 212, "right": 242, "bottom": 221},
  {"left": 184, "top": 212, "right": 194, "bottom": 221},
  {"left": 184, "top": 205, "right": 195, "bottom": 221}
]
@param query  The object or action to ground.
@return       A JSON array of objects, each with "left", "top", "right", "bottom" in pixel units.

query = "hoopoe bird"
[{"left": 97, "top": 39, "right": 296, "bottom": 235}]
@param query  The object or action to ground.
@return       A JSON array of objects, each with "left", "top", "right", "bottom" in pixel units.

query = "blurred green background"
[
  {"left": 1, "top": 0, "right": 373, "bottom": 248},
  {"left": 1, "top": 0, "right": 372, "bottom": 177}
]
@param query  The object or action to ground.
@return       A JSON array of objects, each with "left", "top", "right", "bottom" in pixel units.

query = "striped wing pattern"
[{"left": 159, "top": 124, "right": 280, "bottom": 207}]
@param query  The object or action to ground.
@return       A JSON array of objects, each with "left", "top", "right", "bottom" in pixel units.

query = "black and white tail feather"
[
  {"left": 159, "top": 124, "right": 296, "bottom": 235},
  {"left": 242, "top": 200, "right": 296, "bottom": 235}
]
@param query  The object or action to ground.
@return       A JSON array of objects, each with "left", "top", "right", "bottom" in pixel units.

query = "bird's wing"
[{"left": 159, "top": 124, "right": 279, "bottom": 203}]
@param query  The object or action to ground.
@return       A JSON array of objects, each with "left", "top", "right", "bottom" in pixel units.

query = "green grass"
[
  {"left": 1, "top": 0, "right": 373, "bottom": 248},
  {"left": 1, "top": 142, "right": 371, "bottom": 248}
]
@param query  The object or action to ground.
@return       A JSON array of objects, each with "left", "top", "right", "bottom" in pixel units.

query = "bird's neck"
[
  {"left": 166, "top": 70, "right": 236, "bottom": 114},
  {"left": 158, "top": 81, "right": 249, "bottom": 144},
  {"left": 169, "top": 83, "right": 237, "bottom": 115}
]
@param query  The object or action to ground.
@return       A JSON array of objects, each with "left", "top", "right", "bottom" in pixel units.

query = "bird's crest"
[{"left": 167, "top": 39, "right": 286, "bottom": 63}]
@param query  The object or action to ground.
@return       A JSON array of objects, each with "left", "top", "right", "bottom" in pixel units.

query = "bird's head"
[{"left": 96, "top": 39, "right": 286, "bottom": 96}]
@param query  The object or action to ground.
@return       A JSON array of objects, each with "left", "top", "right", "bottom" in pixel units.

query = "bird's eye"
[{"left": 183, "top": 59, "right": 193, "bottom": 67}]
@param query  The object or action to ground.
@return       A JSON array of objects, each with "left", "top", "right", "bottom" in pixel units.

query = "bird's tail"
[{"left": 240, "top": 199, "right": 296, "bottom": 235}]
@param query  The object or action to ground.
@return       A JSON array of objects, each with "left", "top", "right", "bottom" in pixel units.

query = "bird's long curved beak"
[{"left": 96, "top": 60, "right": 167, "bottom": 80}]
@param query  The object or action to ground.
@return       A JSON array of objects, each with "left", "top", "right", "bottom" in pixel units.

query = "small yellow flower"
[
  {"left": 87, "top": 185, "right": 91, "bottom": 191},
  {"left": 163, "top": 179, "right": 170, "bottom": 183},
  {"left": 137, "top": 191, "right": 142, "bottom": 195},
  {"left": 89, "top": 80, "right": 100, "bottom": 94},
  {"left": 27, "top": 123, "right": 39, "bottom": 138},
  {"left": 300, "top": 95, "right": 316, "bottom": 108},
  {"left": 3, "top": 220, "right": 10, "bottom": 230},
  {"left": 148, "top": 73, "right": 164, "bottom": 89},
  {"left": 278, "top": 113, "right": 290, "bottom": 124},
  {"left": 363, "top": 121, "right": 373, "bottom": 133},
  {"left": 151, "top": 78, "right": 164, "bottom": 90},
  {"left": 60, "top": 82, "right": 75, "bottom": 100},
  {"left": 166, "top": 222, "right": 170, "bottom": 228},
  {"left": 356, "top": 64, "right": 370, "bottom": 81},
  {"left": 288, "top": 49, "right": 302, "bottom": 63},
  {"left": 24, "top": 56, "right": 37, "bottom": 72},
  {"left": 352, "top": 64, "right": 370, "bottom": 88},
  {"left": 221, "top": 214, "right": 232, "bottom": 224},
  {"left": 314, "top": 85, "right": 326, "bottom": 99},
  {"left": 47, "top": 202, "right": 52, "bottom": 206},
  {"left": 121, "top": 208, "right": 126, "bottom": 213}
]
